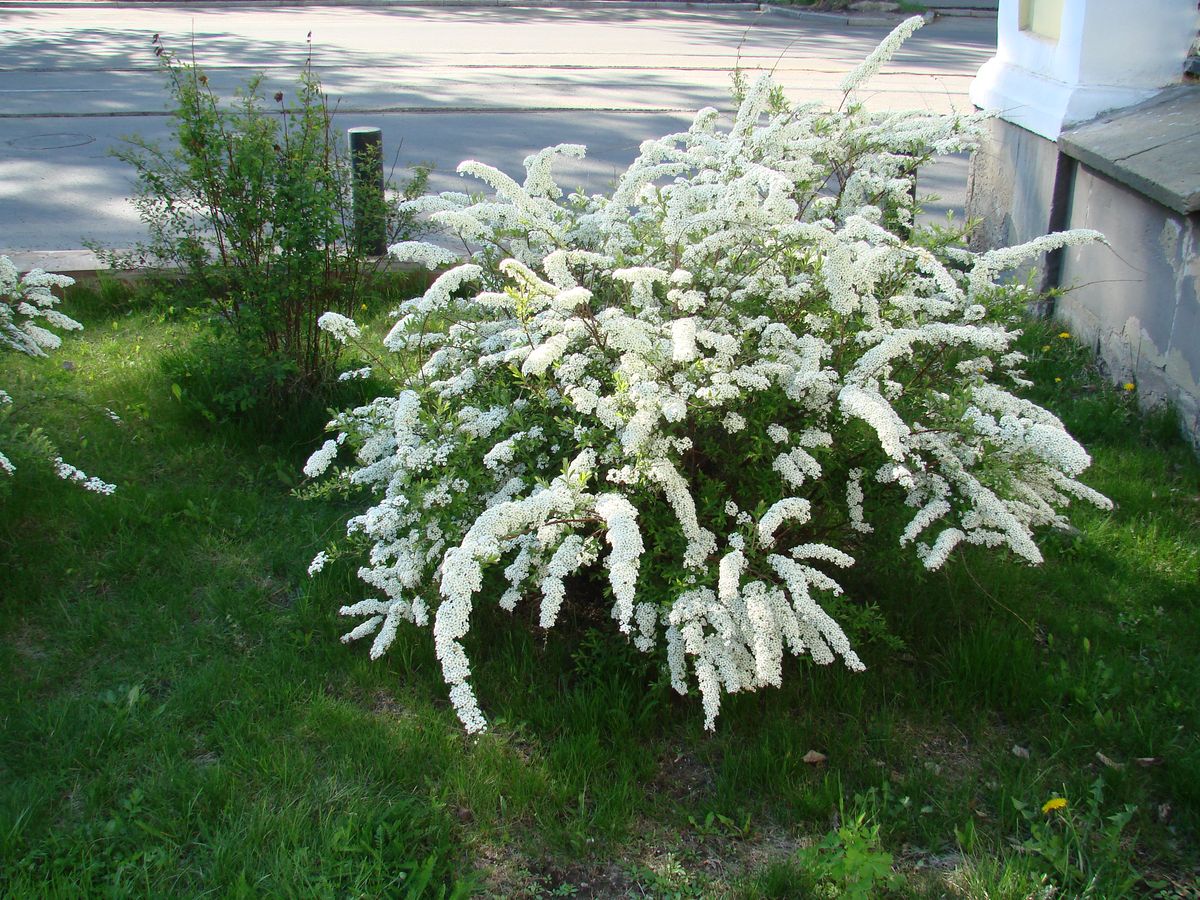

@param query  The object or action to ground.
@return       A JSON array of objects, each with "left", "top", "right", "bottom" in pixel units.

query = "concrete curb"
[
  {"left": 2, "top": 249, "right": 428, "bottom": 280},
  {"left": 758, "top": 4, "right": 916, "bottom": 26},
  {"left": 922, "top": 0, "right": 995, "bottom": 8},
  {"left": 4, "top": 250, "right": 124, "bottom": 279},
  {"left": 924, "top": 7, "right": 997, "bottom": 16}
]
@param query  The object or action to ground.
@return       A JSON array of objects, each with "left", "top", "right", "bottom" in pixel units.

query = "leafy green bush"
[{"left": 109, "top": 38, "right": 427, "bottom": 421}]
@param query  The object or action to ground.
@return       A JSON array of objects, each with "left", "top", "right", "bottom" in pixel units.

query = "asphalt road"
[{"left": 0, "top": 2, "right": 997, "bottom": 264}]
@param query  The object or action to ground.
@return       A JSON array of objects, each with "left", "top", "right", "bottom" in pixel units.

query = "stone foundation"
[
  {"left": 1058, "top": 167, "right": 1200, "bottom": 448},
  {"left": 967, "top": 113, "right": 1200, "bottom": 452}
]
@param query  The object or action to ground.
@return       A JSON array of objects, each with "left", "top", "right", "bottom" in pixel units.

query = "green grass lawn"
[{"left": 2, "top": 281, "right": 1197, "bottom": 897}]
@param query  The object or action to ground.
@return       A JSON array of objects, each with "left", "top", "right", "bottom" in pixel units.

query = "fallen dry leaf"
[{"left": 1096, "top": 751, "right": 1125, "bottom": 770}]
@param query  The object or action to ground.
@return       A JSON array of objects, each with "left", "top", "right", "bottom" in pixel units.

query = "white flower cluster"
[
  {"left": 317, "top": 312, "right": 361, "bottom": 344},
  {"left": 1, "top": 255, "right": 112, "bottom": 493},
  {"left": 0, "top": 256, "right": 80, "bottom": 360},
  {"left": 52, "top": 457, "right": 117, "bottom": 495},
  {"left": 311, "top": 20, "right": 1109, "bottom": 733}
]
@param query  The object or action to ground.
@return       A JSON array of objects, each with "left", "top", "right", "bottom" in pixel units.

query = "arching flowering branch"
[{"left": 0, "top": 256, "right": 114, "bottom": 494}]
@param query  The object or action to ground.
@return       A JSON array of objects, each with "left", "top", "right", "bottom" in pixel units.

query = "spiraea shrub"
[
  {"left": 0, "top": 256, "right": 114, "bottom": 495},
  {"left": 307, "top": 19, "right": 1109, "bottom": 733}
]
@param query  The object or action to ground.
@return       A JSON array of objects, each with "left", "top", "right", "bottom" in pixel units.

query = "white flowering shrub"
[
  {"left": 0, "top": 256, "right": 114, "bottom": 493},
  {"left": 308, "top": 19, "right": 1109, "bottom": 733}
]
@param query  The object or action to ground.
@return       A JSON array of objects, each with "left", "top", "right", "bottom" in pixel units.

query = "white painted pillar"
[{"left": 970, "top": 0, "right": 1199, "bottom": 139}]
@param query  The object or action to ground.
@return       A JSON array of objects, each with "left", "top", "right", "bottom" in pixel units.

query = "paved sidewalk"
[{"left": 0, "top": 3, "right": 996, "bottom": 265}]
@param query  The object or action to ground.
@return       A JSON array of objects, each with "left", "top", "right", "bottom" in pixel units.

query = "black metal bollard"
[{"left": 348, "top": 126, "right": 386, "bottom": 257}]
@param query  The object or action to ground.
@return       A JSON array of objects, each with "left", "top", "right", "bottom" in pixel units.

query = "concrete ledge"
[
  {"left": 4, "top": 250, "right": 118, "bottom": 280},
  {"left": 3, "top": 249, "right": 429, "bottom": 282},
  {"left": 5, "top": 250, "right": 187, "bottom": 284},
  {"left": 923, "top": 7, "right": 997, "bottom": 15},
  {"left": 1060, "top": 85, "right": 1200, "bottom": 216}
]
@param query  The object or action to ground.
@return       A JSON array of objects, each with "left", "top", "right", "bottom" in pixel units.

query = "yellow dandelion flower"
[
  {"left": 1055, "top": 377, "right": 1062, "bottom": 383},
  {"left": 1042, "top": 797, "right": 1068, "bottom": 814},
  {"left": 1058, "top": 331, "right": 1071, "bottom": 339},
  {"left": 1123, "top": 382, "right": 1135, "bottom": 392}
]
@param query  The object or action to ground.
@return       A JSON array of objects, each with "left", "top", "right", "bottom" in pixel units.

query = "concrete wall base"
[
  {"left": 968, "top": 116, "right": 1200, "bottom": 453},
  {"left": 1058, "top": 167, "right": 1200, "bottom": 451}
]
